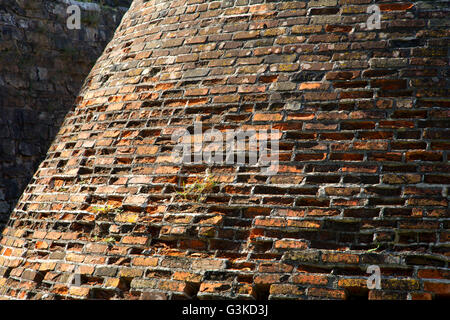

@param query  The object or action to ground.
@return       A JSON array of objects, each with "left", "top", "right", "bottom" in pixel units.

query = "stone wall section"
[{"left": 0, "top": 0, "right": 131, "bottom": 228}]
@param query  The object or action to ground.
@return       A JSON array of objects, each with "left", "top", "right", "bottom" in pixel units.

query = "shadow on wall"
[{"left": 0, "top": 0, "right": 131, "bottom": 234}]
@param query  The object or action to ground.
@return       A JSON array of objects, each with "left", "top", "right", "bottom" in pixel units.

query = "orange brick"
[
  {"left": 132, "top": 257, "right": 158, "bottom": 267},
  {"left": 292, "top": 274, "right": 329, "bottom": 286},
  {"left": 253, "top": 113, "right": 283, "bottom": 121},
  {"left": 274, "top": 239, "right": 308, "bottom": 249},
  {"left": 254, "top": 274, "right": 281, "bottom": 284},
  {"left": 68, "top": 287, "right": 90, "bottom": 298}
]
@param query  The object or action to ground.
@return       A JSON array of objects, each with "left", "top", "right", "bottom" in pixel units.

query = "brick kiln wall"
[
  {"left": 0, "top": 0, "right": 448, "bottom": 300},
  {"left": 0, "top": 0, "right": 130, "bottom": 229}
]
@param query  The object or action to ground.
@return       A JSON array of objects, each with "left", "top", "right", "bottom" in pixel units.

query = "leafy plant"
[
  {"left": 102, "top": 237, "right": 116, "bottom": 244},
  {"left": 176, "top": 174, "right": 219, "bottom": 202},
  {"left": 91, "top": 205, "right": 123, "bottom": 215},
  {"left": 81, "top": 12, "right": 100, "bottom": 27},
  {"left": 93, "top": 236, "right": 116, "bottom": 244},
  {"left": 79, "top": 179, "right": 89, "bottom": 185},
  {"left": 366, "top": 244, "right": 381, "bottom": 253}
]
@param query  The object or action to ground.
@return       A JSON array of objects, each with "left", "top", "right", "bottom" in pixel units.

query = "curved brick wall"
[{"left": 0, "top": 0, "right": 448, "bottom": 300}]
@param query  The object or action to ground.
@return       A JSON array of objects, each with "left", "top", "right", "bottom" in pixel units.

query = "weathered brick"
[
  {"left": 322, "top": 253, "right": 359, "bottom": 264},
  {"left": 270, "top": 284, "right": 304, "bottom": 296},
  {"left": 307, "top": 287, "right": 346, "bottom": 299}
]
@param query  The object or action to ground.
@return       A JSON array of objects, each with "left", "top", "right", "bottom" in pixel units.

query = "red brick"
[{"left": 379, "top": 3, "right": 414, "bottom": 11}]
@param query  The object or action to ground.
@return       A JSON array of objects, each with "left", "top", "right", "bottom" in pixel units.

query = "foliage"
[
  {"left": 91, "top": 205, "right": 123, "bottom": 214},
  {"left": 366, "top": 244, "right": 381, "bottom": 253},
  {"left": 176, "top": 174, "right": 219, "bottom": 203}
]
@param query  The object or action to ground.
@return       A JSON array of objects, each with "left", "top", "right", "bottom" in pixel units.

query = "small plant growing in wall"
[
  {"left": 366, "top": 243, "right": 381, "bottom": 253},
  {"left": 91, "top": 205, "right": 114, "bottom": 214},
  {"left": 91, "top": 205, "right": 123, "bottom": 215},
  {"left": 79, "top": 178, "right": 90, "bottom": 185},
  {"left": 55, "top": 186, "right": 70, "bottom": 192},
  {"left": 81, "top": 12, "right": 101, "bottom": 28},
  {"left": 93, "top": 236, "right": 116, "bottom": 247},
  {"left": 176, "top": 173, "right": 219, "bottom": 203}
]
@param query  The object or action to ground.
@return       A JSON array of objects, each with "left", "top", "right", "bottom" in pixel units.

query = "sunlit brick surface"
[{"left": 0, "top": 0, "right": 448, "bottom": 300}]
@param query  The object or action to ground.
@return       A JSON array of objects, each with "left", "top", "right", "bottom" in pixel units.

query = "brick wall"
[
  {"left": 0, "top": 0, "right": 130, "bottom": 229},
  {"left": 0, "top": 0, "right": 448, "bottom": 300}
]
